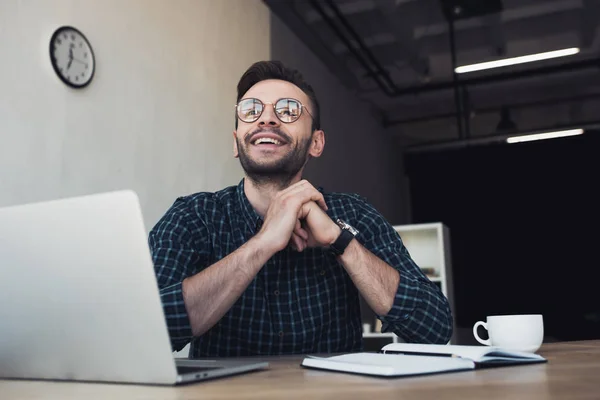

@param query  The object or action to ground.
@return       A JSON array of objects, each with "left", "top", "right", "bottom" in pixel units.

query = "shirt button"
[
  {"left": 274, "top": 290, "right": 280, "bottom": 295},
  {"left": 321, "top": 270, "right": 326, "bottom": 276},
  {"left": 279, "top": 331, "right": 284, "bottom": 337}
]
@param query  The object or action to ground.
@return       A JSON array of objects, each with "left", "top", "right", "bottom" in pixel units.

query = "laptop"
[{"left": 0, "top": 190, "right": 268, "bottom": 385}]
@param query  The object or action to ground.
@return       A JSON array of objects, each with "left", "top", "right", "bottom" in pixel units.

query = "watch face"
[
  {"left": 49, "top": 26, "right": 95, "bottom": 88},
  {"left": 336, "top": 219, "right": 359, "bottom": 236}
]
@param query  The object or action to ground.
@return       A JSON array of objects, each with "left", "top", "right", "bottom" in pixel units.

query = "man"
[{"left": 149, "top": 61, "right": 453, "bottom": 357}]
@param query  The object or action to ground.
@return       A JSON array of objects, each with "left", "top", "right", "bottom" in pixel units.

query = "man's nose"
[{"left": 257, "top": 105, "right": 280, "bottom": 127}]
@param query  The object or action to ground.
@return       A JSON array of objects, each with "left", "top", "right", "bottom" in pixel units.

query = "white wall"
[
  {"left": 269, "top": 14, "right": 411, "bottom": 224},
  {"left": 0, "top": 0, "right": 270, "bottom": 230}
]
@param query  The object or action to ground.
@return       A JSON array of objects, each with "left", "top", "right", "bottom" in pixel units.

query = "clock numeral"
[
  {"left": 75, "top": 76, "right": 79, "bottom": 82},
  {"left": 85, "top": 65, "right": 88, "bottom": 69},
  {"left": 63, "top": 34, "right": 67, "bottom": 39},
  {"left": 79, "top": 42, "right": 83, "bottom": 47},
  {"left": 67, "top": 75, "right": 71, "bottom": 80},
  {"left": 71, "top": 34, "right": 75, "bottom": 41},
  {"left": 59, "top": 67, "right": 63, "bottom": 73},
  {"left": 56, "top": 38, "right": 62, "bottom": 45},
  {"left": 84, "top": 52, "right": 87, "bottom": 58},
  {"left": 81, "top": 72, "right": 85, "bottom": 77}
]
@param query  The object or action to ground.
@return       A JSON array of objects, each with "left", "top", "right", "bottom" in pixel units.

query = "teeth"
[{"left": 255, "top": 138, "right": 281, "bottom": 145}]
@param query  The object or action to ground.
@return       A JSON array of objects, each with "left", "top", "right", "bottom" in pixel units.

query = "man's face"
[{"left": 233, "top": 79, "right": 323, "bottom": 183}]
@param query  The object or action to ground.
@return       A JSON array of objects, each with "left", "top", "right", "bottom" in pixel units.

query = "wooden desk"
[{"left": 2, "top": 340, "right": 599, "bottom": 399}]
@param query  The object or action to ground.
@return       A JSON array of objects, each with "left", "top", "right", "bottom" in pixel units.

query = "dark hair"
[{"left": 236, "top": 60, "right": 321, "bottom": 132}]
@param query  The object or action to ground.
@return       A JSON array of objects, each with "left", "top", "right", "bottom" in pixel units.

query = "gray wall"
[
  {"left": 0, "top": 0, "right": 270, "bottom": 231},
  {"left": 270, "top": 14, "right": 411, "bottom": 224}
]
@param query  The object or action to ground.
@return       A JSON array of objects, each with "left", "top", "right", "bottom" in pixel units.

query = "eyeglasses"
[{"left": 235, "top": 98, "right": 313, "bottom": 124}]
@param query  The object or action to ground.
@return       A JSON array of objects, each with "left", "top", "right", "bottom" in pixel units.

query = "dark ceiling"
[{"left": 264, "top": 0, "right": 600, "bottom": 147}]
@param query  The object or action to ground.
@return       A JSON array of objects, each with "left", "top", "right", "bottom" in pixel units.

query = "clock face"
[{"left": 49, "top": 26, "right": 95, "bottom": 88}]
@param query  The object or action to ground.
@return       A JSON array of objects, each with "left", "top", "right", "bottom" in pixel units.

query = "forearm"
[
  {"left": 182, "top": 234, "right": 274, "bottom": 337},
  {"left": 338, "top": 239, "right": 453, "bottom": 344},
  {"left": 337, "top": 239, "right": 400, "bottom": 316}
]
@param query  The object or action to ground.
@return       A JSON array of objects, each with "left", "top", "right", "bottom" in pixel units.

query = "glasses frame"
[{"left": 235, "top": 97, "right": 313, "bottom": 124}]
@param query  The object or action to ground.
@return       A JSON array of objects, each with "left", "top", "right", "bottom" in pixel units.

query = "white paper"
[
  {"left": 380, "top": 343, "right": 546, "bottom": 363},
  {"left": 302, "top": 352, "right": 475, "bottom": 377}
]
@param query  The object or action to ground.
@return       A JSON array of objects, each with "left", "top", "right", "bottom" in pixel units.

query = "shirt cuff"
[
  {"left": 380, "top": 273, "right": 421, "bottom": 323},
  {"left": 380, "top": 273, "right": 453, "bottom": 344},
  {"left": 160, "top": 282, "right": 194, "bottom": 352}
]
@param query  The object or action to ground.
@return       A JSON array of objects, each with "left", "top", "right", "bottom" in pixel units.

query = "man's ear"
[
  {"left": 233, "top": 131, "right": 239, "bottom": 158},
  {"left": 309, "top": 130, "right": 325, "bottom": 158}
]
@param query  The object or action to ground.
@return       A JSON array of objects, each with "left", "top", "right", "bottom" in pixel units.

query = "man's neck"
[{"left": 243, "top": 174, "right": 302, "bottom": 217}]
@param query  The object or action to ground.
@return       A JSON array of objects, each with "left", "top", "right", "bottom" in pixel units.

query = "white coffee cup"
[{"left": 472, "top": 314, "right": 544, "bottom": 353}]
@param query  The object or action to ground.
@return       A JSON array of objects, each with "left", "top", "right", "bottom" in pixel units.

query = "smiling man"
[{"left": 149, "top": 61, "right": 453, "bottom": 357}]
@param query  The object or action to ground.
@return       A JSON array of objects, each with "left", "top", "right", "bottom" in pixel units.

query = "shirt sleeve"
[
  {"left": 148, "top": 197, "right": 210, "bottom": 352},
  {"left": 353, "top": 197, "right": 453, "bottom": 344}
]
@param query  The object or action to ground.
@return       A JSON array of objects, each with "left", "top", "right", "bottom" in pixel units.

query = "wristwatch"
[{"left": 329, "top": 219, "right": 359, "bottom": 256}]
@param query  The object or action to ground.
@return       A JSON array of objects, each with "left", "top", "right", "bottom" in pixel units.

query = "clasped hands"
[{"left": 256, "top": 180, "right": 341, "bottom": 253}]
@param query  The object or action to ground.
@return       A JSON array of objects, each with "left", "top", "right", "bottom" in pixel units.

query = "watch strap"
[{"left": 329, "top": 228, "right": 355, "bottom": 256}]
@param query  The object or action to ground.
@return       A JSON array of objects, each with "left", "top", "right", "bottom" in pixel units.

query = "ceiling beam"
[
  {"left": 414, "top": 0, "right": 582, "bottom": 39},
  {"left": 263, "top": 0, "right": 359, "bottom": 90},
  {"left": 303, "top": 0, "right": 421, "bottom": 24},
  {"left": 380, "top": 57, "right": 600, "bottom": 96},
  {"left": 331, "top": 0, "right": 583, "bottom": 60},
  {"left": 372, "top": 0, "right": 430, "bottom": 76},
  {"left": 403, "top": 119, "right": 600, "bottom": 153},
  {"left": 384, "top": 92, "right": 600, "bottom": 126}
]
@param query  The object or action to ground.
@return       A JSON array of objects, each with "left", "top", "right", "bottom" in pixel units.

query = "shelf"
[
  {"left": 362, "top": 332, "right": 397, "bottom": 338},
  {"left": 393, "top": 222, "right": 442, "bottom": 232}
]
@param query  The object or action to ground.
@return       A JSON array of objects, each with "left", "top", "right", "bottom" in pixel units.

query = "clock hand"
[
  {"left": 67, "top": 59, "right": 72, "bottom": 70},
  {"left": 71, "top": 57, "right": 88, "bottom": 67}
]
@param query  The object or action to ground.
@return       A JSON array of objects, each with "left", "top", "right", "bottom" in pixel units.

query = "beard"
[{"left": 236, "top": 127, "right": 312, "bottom": 190}]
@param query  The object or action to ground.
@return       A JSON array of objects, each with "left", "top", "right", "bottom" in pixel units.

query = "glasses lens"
[
  {"left": 275, "top": 99, "right": 301, "bottom": 123},
  {"left": 238, "top": 98, "right": 263, "bottom": 122}
]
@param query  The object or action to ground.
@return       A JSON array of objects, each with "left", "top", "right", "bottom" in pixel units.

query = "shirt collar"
[{"left": 236, "top": 178, "right": 263, "bottom": 233}]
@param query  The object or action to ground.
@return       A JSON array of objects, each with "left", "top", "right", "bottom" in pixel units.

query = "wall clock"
[{"left": 49, "top": 26, "right": 95, "bottom": 88}]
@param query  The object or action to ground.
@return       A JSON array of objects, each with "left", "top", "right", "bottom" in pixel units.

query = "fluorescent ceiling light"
[
  {"left": 506, "top": 129, "right": 584, "bottom": 144},
  {"left": 455, "top": 48, "right": 580, "bottom": 74}
]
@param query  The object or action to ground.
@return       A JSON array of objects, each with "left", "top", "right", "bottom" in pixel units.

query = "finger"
[
  {"left": 314, "top": 195, "right": 328, "bottom": 211},
  {"left": 288, "top": 236, "right": 298, "bottom": 252},
  {"left": 294, "top": 219, "right": 308, "bottom": 240},
  {"left": 300, "top": 185, "right": 327, "bottom": 211},
  {"left": 291, "top": 232, "right": 306, "bottom": 252},
  {"left": 290, "top": 234, "right": 302, "bottom": 252},
  {"left": 293, "top": 185, "right": 328, "bottom": 211},
  {"left": 284, "top": 180, "right": 328, "bottom": 211},
  {"left": 278, "top": 179, "right": 311, "bottom": 196}
]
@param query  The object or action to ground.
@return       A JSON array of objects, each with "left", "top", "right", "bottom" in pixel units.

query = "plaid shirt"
[{"left": 149, "top": 179, "right": 453, "bottom": 357}]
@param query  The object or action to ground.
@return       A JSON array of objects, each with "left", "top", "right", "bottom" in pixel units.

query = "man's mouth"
[
  {"left": 253, "top": 137, "right": 283, "bottom": 145},
  {"left": 250, "top": 134, "right": 288, "bottom": 148}
]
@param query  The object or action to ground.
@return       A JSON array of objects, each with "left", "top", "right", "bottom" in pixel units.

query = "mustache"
[{"left": 246, "top": 127, "right": 292, "bottom": 144}]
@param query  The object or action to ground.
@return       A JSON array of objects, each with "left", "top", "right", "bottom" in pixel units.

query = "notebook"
[{"left": 300, "top": 343, "right": 547, "bottom": 378}]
